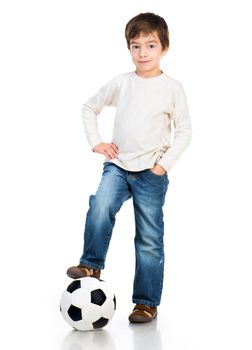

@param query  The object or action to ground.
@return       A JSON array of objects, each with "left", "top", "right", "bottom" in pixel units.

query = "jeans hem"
[
  {"left": 79, "top": 259, "right": 104, "bottom": 270},
  {"left": 132, "top": 299, "right": 160, "bottom": 307}
]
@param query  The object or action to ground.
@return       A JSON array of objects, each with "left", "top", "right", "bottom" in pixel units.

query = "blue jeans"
[{"left": 80, "top": 162, "right": 169, "bottom": 307}]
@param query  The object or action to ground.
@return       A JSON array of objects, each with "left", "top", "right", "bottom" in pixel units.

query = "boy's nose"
[{"left": 139, "top": 49, "right": 147, "bottom": 58}]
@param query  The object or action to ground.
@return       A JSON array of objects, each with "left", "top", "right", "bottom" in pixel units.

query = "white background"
[{"left": 0, "top": 0, "right": 252, "bottom": 349}]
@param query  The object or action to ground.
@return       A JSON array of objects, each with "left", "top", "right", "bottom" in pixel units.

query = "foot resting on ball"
[{"left": 67, "top": 265, "right": 101, "bottom": 279}]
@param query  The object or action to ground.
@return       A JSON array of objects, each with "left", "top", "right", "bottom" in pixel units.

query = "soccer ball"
[{"left": 60, "top": 277, "right": 116, "bottom": 331}]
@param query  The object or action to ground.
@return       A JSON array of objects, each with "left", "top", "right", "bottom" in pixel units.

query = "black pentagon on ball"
[
  {"left": 113, "top": 295, "right": 116, "bottom": 310},
  {"left": 91, "top": 289, "right": 106, "bottom": 306},
  {"left": 67, "top": 280, "right": 81, "bottom": 293},
  {"left": 68, "top": 305, "right": 82, "bottom": 321},
  {"left": 93, "top": 317, "right": 109, "bottom": 329}
]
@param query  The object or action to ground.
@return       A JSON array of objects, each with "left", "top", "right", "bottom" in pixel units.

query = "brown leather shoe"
[
  {"left": 128, "top": 304, "right": 158, "bottom": 323},
  {"left": 66, "top": 265, "right": 101, "bottom": 279}
]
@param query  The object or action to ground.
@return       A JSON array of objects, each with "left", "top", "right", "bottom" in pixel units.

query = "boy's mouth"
[{"left": 138, "top": 60, "right": 151, "bottom": 64}]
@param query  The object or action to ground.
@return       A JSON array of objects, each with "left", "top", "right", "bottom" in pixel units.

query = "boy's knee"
[{"left": 88, "top": 193, "right": 116, "bottom": 215}]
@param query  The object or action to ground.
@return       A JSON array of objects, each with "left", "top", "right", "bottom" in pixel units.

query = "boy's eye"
[{"left": 130, "top": 44, "right": 156, "bottom": 50}]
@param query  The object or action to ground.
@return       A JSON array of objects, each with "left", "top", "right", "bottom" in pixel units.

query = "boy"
[{"left": 67, "top": 12, "right": 192, "bottom": 323}]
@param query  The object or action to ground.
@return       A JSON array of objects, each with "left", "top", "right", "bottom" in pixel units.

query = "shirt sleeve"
[
  {"left": 157, "top": 83, "right": 192, "bottom": 172},
  {"left": 82, "top": 78, "right": 118, "bottom": 150}
]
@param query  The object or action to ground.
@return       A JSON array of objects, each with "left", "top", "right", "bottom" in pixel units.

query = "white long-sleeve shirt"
[{"left": 82, "top": 71, "right": 192, "bottom": 173}]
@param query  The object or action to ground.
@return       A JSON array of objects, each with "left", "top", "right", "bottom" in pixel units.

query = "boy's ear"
[{"left": 162, "top": 48, "right": 168, "bottom": 56}]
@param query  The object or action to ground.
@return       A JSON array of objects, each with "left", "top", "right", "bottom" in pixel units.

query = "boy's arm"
[
  {"left": 82, "top": 79, "right": 117, "bottom": 152},
  {"left": 157, "top": 83, "right": 192, "bottom": 173}
]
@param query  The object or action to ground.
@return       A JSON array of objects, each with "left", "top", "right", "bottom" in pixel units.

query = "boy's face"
[{"left": 129, "top": 31, "right": 167, "bottom": 78}]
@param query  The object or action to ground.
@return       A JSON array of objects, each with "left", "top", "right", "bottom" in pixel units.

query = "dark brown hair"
[{"left": 125, "top": 12, "right": 169, "bottom": 51}]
